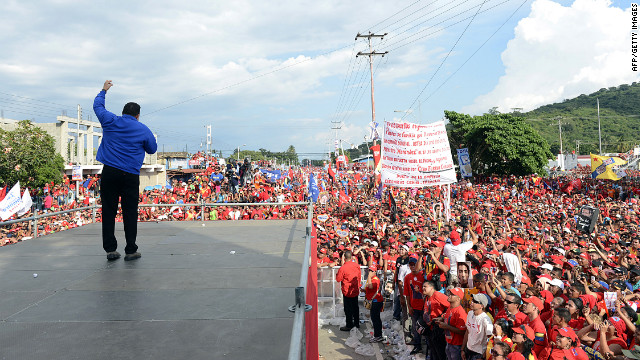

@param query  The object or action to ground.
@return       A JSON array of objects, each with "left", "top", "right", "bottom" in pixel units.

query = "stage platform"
[{"left": 0, "top": 220, "right": 307, "bottom": 360}]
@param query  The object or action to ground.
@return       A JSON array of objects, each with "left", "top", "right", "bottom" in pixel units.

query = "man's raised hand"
[{"left": 103, "top": 80, "right": 113, "bottom": 91}]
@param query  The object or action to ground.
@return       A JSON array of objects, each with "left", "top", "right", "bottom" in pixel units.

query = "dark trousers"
[
  {"left": 428, "top": 325, "right": 447, "bottom": 360},
  {"left": 370, "top": 301, "right": 383, "bottom": 337},
  {"left": 100, "top": 164, "right": 140, "bottom": 254},
  {"left": 343, "top": 295, "right": 359, "bottom": 328}
]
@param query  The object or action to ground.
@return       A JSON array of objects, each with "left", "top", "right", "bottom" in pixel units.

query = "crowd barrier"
[
  {"left": 0, "top": 201, "right": 309, "bottom": 239},
  {"left": 0, "top": 201, "right": 315, "bottom": 360}
]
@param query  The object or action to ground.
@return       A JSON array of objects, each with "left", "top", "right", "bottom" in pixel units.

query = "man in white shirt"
[
  {"left": 444, "top": 225, "right": 478, "bottom": 280},
  {"left": 462, "top": 293, "right": 493, "bottom": 360}
]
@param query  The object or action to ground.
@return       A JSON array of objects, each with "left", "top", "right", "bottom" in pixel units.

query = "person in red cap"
[
  {"left": 422, "top": 280, "right": 451, "bottom": 358},
  {"left": 335, "top": 250, "right": 361, "bottom": 331},
  {"left": 444, "top": 225, "right": 479, "bottom": 281},
  {"left": 549, "top": 327, "right": 588, "bottom": 360},
  {"left": 509, "top": 324, "right": 535, "bottom": 360},
  {"left": 404, "top": 256, "right": 426, "bottom": 353},
  {"left": 435, "top": 287, "right": 468, "bottom": 360},
  {"left": 593, "top": 317, "right": 628, "bottom": 358},
  {"left": 522, "top": 296, "right": 549, "bottom": 359},
  {"left": 364, "top": 264, "right": 384, "bottom": 342},
  {"left": 424, "top": 240, "right": 451, "bottom": 291}
]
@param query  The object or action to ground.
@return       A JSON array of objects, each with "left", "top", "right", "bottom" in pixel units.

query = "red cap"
[
  {"left": 523, "top": 296, "right": 543, "bottom": 311},
  {"left": 449, "top": 287, "right": 465, "bottom": 298},
  {"left": 556, "top": 327, "right": 578, "bottom": 342},
  {"left": 513, "top": 324, "right": 535, "bottom": 341},
  {"left": 369, "top": 264, "right": 377, "bottom": 272}
]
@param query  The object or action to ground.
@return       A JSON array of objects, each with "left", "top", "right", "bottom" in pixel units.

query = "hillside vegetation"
[{"left": 516, "top": 83, "right": 640, "bottom": 155}]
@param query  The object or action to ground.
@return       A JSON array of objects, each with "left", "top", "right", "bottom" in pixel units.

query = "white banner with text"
[{"left": 381, "top": 120, "right": 457, "bottom": 187}]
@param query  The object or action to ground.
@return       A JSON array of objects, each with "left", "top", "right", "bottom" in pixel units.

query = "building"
[{"left": 0, "top": 114, "right": 165, "bottom": 190}]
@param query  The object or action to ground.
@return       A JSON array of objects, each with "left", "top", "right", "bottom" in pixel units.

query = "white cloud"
[{"left": 464, "top": 0, "right": 639, "bottom": 114}]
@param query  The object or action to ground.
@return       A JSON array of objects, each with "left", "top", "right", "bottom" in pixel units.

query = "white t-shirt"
[
  {"left": 502, "top": 252, "right": 522, "bottom": 284},
  {"left": 397, "top": 264, "right": 411, "bottom": 286},
  {"left": 443, "top": 241, "right": 474, "bottom": 276},
  {"left": 465, "top": 310, "right": 493, "bottom": 354}
]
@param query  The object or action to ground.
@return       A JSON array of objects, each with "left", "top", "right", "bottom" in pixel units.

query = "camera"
[
  {"left": 421, "top": 248, "right": 430, "bottom": 255},
  {"left": 460, "top": 214, "right": 470, "bottom": 227}
]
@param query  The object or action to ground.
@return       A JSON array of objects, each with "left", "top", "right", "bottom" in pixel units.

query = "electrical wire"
[
  {"left": 418, "top": 0, "right": 530, "bottom": 106},
  {"left": 402, "top": 0, "right": 489, "bottom": 120}
]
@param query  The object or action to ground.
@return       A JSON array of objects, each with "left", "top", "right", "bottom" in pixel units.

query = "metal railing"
[
  {"left": 0, "top": 201, "right": 310, "bottom": 239},
  {"left": 1, "top": 200, "right": 316, "bottom": 359},
  {"left": 287, "top": 200, "right": 314, "bottom": 360}
]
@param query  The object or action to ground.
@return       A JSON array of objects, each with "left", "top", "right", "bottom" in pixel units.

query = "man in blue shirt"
[{"left": 94, "top": 80, "right": 157, "bottom": 261}]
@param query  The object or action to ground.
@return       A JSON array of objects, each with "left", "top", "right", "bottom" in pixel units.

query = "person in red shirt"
[
  {"left": 422, "top": 280, "right": 451, "bottom": 358},
  {"left": 336, "top": 250, "right": 361, "bottom": 331},
  {"left": 404, "top": 257, "right": 426, "bottom": 352},
  {"left": 364, "top": 265, "right": 384, "bottom": 342},
  {"left": 436, "top": 287, "right": 467, "bottom": 360},
  {"left": 522, "top": 296, "right": 549, "bottom": 360},
  {"left": 495, "top": 293, "right": 529, "bottom": 328}
]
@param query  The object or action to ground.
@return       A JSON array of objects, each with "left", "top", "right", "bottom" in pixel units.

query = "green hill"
[{"left": 517, "top": 83, "right": 640, "bottom": 155}]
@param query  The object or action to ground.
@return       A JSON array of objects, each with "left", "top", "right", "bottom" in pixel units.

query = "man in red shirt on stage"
[{"left": 336, "top": 250, "right": 362, "bottom": 331}]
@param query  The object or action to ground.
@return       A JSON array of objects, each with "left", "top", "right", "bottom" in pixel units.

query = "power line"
[
  {"left": 0, "top": 90, "right": 76, "bottom": 109},
  {"left": 144, "top": 43, "right": 355, "bottom": 117},
  {"left": 402, "top": 0, "right": 489, "bottom": 120},
  {"left": 387, "top": 0, "right": 512, "bottom": 52},
  {"left": 419, "top": 0, "right": 530, "bottom": 105}
]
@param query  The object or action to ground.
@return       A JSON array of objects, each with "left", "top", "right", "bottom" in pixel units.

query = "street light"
[{"left": 237, "top": 144, "right": 246, "bottom": 161}]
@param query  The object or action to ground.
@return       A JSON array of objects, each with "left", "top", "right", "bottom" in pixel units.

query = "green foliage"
[
  {"left": 445, "top": 111, "right": 553, "bottom": 176},
  {"left": 0, "top": 120, "right": 65, "bottom": 188},
  {"left": 231, "top": 145, "right": 299, "bottom": 164},
  {"left": 521, "top": 82, "right": 640, "bottom": 154}
]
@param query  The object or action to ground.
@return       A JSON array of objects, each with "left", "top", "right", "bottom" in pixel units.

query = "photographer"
[
  {"left": 423, "top": 240, "right": 451, "bottom": 292},
  {"left": 444, "top": 222, "right": 479, "bottom": 281}
]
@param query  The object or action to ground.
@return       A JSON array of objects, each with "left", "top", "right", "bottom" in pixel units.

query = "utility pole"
[
  {"left": 331, "top": 120, "right": 341, "bottom": 159},
  {"left": 356, "top": 32, "right": 388, "bottom": 146},
  {"left": 575, "top": 140, "right": 581, "bottom": 155},
  {"left": 206, "top": 124, "right": 212, "bottom": 167},
  {"left": 550, "top": 117, "right": 565, "bottom": 170},
  {"left": 597, "top": 98, "right": 602, "bottom": 155}
]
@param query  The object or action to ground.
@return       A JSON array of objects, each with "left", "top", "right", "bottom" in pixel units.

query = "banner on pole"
[
  {"left": 381, "top": 120, "right": 457, "bottom": 187},
  {"left": 456, "top": 148, "right": 472, "bottom": 178},
  {"left": 0, "top": 182, "right": 24, "bottom": 220},
  {"left": 72, "top": 166, "right": 82, "bottom": 181}
]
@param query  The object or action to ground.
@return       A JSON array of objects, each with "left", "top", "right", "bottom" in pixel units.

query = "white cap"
[
  {"left": 370, "top": 241, "right": 378, "bottom": 247},
  {"left": 401, "top": 245, "right": 410, "bottom": 251},
  {"left": 541, "top": 263, "right": 554, "bottom": 271},
  {"left": 550, "top": 279, "right": 565, "bottom": 289},
  {"left": 553, "top": 247, "right": 566, "bottom": 256}
]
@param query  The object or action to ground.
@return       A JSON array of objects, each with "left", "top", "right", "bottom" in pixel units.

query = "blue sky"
[{"left": 0, "top": 0, "right": 636, "bottom": 160}]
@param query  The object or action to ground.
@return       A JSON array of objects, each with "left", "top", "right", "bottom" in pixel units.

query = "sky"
[{"left": 0, "top": 0, "right": 637, "bottom": 160}]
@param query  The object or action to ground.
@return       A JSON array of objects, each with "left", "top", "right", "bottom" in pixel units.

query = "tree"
[
  {"left": 0, "top": 120, "right": 65, "bottom": 188},
  {"left": 445, "top": 111, "right": 553, "bottom": 176}
]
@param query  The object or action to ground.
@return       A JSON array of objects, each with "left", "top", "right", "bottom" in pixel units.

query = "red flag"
[
  {"left": 338, "top": 190, "right": 350, "bottom": 206},
  {"left": 370, "top": 144, "right": 381, "bottom": 168},
  {"left": 327, "top": 166, "right": 335, "bottom": 183},
  {"left": 0, "top": 186, "right": 6, "bottom": 202}
]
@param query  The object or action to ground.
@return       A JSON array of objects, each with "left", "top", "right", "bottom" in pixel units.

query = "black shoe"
[
  {"left": 339, "top": 326, "right": 353, "bottom": 331},
  {"left": 106, "top": 251, "right": 121, "bottom": 260},
  {"left": 410, "top": 347, "right": 423, "bottom": 355},
  {"left": 124, "top": 252, "right": 141, "bottom": 261}
]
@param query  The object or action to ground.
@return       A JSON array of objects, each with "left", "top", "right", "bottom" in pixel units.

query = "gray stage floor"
[{"left": 0, "top": 220, "right": 307, "bottom": 360}]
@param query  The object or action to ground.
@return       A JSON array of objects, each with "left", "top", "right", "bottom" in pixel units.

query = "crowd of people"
[
  {"left": 0, "top": 159, "right": 309, "bottom": 245},
  {"left": 325, "top": 173, "right": 640, "bottom": 360},
  {"left": 7, "top": 157, "right": 640, "bottom": 360}
]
